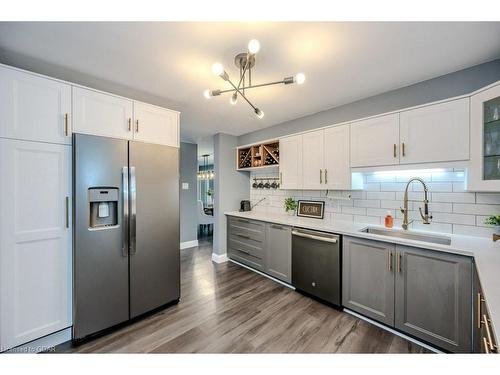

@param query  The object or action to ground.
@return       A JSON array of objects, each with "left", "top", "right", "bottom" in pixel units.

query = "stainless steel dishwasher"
[{"left": 291, "top": 228, "right": 341, "bottom": 306}]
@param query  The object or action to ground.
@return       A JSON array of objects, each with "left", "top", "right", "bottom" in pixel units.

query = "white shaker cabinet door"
[
  {"left": 0, "top": 139, "right": 72, "bottom": 351},
  {"left": 279, "top": 135, "right": 303, "bottom": 189},
  {"left": 350, "top": 113, "right": 400, "bottom": 167},
  {"left": 72, "top": 87, "right": 133, "bottom": 140},
  {"left": 324, "top": 124, "right": 351, "bottom": 190},
  {"left": 302, "top": 130, "right": 325, "bottom": 190},
  {"left": 133, "top": 101, "right": 180, "bottom": 147},
  {"left": 399, "top": 98, "right": 469, "bottom": 165},
  {"left": 0, "top": 66, "right": 71, "bottom": 145}
]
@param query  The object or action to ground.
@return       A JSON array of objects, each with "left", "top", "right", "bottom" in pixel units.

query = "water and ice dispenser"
[{"left": 88, "top": 187, "right": 119, "bottom": 229}]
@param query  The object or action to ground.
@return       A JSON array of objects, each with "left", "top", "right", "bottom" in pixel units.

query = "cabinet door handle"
[
  {"left": 483, "top": 314, "right": 497, "bottom": 352},
  {"left": 280, "top": 172, "right": 282, "bottom": 186},
  {"left": 483, "top": 337, "right": 491, "bottom": 354},
  {"left": 397, "top": 252, "right": 402, "bottom": 273},
  {"left": 402, "top": 142, "right": 406, "bottom": 157},
  {"left": 324, "top": 169, "right": 328, "bottom": 184},
  {"left": 393, "top": 143, "right": 397, "bottom": 158},
  {"left": 65, "top": 196, "right": 69, "bottom": 229},
  {"left": 64, "top": 113, "right": 69, "bottom": 136},
  {"left": 319, "top": 169, "right": 323, "bottom": 184},
  {"left": 387, "top": 251, "right": 392, "bottom": 272},
  {"left": 128, "top": 118, "right": 132, "bottom": 131},
  {"left": 477, "top": 292, "right": 485, "bottom": 329},
  {"left": 136, "top": 119, "right": 139, "bottom": 133}
]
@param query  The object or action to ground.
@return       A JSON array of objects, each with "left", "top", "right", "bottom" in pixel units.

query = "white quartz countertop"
[{"left": 225, "top": 210, "right": 500, "bottom": 342}]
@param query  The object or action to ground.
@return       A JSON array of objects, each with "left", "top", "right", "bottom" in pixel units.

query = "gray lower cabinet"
[
  {"left": 343, "top": 237, "right": 395, "bottom": 326},
  {"left": 226, "top": 217, "right": 291, "bottom": 283},
  {"left": 395, "top": 245, "right": 472, "bottom": 353},
  {"left": 343, "top": 236, "right": 473, "bottom": 352},
  {"left": 265, "top": 223, "right": 291, "bottom": 283}
]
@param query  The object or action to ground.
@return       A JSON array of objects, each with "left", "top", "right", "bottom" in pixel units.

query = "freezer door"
[
  {"left": 73, "top": 134, "right": 129, "bottom": 340},
  {"left": 129, "top": 141, "right": 180, "bottom": 318}
]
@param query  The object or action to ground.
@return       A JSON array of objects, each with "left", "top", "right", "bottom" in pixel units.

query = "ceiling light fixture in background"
[{"left": 204, "top": 39, "right": 305, "bottom": 119}]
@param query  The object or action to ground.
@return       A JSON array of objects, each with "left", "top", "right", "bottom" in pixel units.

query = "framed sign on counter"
[{"left": 297, "top": 200, "right": 325, "bottom": 219}]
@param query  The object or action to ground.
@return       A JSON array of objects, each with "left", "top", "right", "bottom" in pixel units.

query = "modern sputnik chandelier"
[{"left": 204, "top": 39, "right": 305, "bottom": 119}]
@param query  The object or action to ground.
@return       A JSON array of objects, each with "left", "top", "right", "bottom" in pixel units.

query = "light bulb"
[
  {"left": 203, "top": 89, "right": 211, "bottom": 99},
  {"left": 255, "top": 108, "right": 264, "bottom": 119},
  {"left": 230, "top": 92, "right": 238, "bottom": 105},
  {"left": 248, "top": 39, "right": 260, "bottom": 54},
  {"left": 295, "top": 73, "right": 306, "bottom": 85},
  {"left": 212, "top": 62, "right": 224, "bottom": 77}
]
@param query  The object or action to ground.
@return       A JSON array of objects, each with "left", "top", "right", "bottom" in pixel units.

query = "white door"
[
  {"left": 468, "top": 83, "right": 500, "bottom": 191},
  {"left": 324, "top": 125, "right": 351, "bottom": 190},
  {"left": 350, "top": 113, "right": 400, "bottom": 167},
  {"left": 0, "top": 139, "right": 72, "bottom": 351},
  {"left": 133, "top": 102, "right": 179, "bottom": 147},
  {"left": 399, "top": 98, "right": 469, "bottom": 165},
  {"left": 302, "top": 130, "right": 325, "bottom": 190},
  {"left": 0, "top": 66, "right": 71, "bottom": 145},
  {"left": 279, "top": 135, "right": 303, "bottom": 189},
  {"left": 73, "top": 87, "right": 133, "bottom": 140}
]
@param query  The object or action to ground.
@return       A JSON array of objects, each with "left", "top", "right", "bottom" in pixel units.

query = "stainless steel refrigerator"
[{"left": 72, "top": 134, "right": 180, "bottom": 340}]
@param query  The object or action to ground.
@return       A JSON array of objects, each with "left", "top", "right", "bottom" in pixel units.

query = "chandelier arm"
[
  {"left": 217, "top": 79, "right": 289, "bottom": 95},
  {"left": 227, "top": 78, "right": 258, "bottom": 111},
  {"left": 236, "top": 53, "right": 251, "bottom": 90}
]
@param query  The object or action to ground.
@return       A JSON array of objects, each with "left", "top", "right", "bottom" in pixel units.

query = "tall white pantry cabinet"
[{"left": 0, "top": 64, "right": 180, "bottom": 351}]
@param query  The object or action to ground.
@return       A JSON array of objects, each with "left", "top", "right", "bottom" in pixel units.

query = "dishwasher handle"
[{"left": 292, "top": 229, "right": 338, "bottom": 243}]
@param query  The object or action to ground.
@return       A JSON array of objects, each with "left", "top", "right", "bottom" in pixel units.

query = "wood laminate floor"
[{"left": 57, "top": 239, "right": 430, "bottom": 353}]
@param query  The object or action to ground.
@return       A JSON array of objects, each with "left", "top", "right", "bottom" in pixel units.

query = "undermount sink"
[{"left": 360, "top": 227, "right": 452, "bottom": 246}]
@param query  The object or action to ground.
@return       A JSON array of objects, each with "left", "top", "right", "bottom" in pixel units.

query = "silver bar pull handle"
[
  {"left": 130, "top": 166, "right": 137, "bottom": 255},
  {"left": 122, "top": 167, "right": 129, "bottom": 257},
  {"left": 292, "top": 229, "right": 338, "bottom": 243},
  {"left": 65, "top": 196, "right": 69, "bottom": 229}
]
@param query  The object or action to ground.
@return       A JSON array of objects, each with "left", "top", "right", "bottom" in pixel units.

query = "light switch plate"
[{"left": 182, "top": 182, "right": 189, "bottom": 190}]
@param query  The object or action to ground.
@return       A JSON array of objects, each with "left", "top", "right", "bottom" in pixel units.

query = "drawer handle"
[
  {"left": 236, "top": 248, "right": 250, "bottom": 255},
  {"left": 237, "top": 234, "right": 251, "bottom": 240},
  {"left": 483, "top": 314, "right": 497, "bottom": 352},
  {"left": 483, "top": 337, "right": 491, "bottom": 354},
  {"left": 270, "top": 224, "right": 286, "bottom": 230},
  {"left": 237, "top": 219, "right": 250, "bottom": 224}
]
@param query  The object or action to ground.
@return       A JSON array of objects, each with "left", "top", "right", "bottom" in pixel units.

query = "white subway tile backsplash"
[
  {"left": 432, "top": 192, "right": 475, "bottom": 203},
  {"left": 250, "top": 170, "right": 499, "bottom": 238}
]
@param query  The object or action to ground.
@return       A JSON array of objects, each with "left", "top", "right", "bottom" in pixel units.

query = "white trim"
[
  {"left": 211, "top": 252, "right": 228, "bottom": 263},
  {"left": 4, "top": 327, "right": 71, "bottom": 353},
  {"left": 180, "top": 240, "right": 199, "bottom": 249},
  {"left": 343, "top": 309, "right": 443, "bottom": 353},
  {"left": 228, "top": 259, "right": 295, "bottom": 290}
]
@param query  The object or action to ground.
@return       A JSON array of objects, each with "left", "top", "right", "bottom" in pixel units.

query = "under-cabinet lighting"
[{"left": 373, "top": 168, "right": 445, "bottom": 177}]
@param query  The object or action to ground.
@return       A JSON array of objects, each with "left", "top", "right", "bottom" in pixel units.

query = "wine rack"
[{"left": 237, "top": 140, "right": 279, "bottom": 170}]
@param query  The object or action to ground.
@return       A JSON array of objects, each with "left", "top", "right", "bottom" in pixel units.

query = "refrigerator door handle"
[
  {"left": 122, "top": 167, "right": 129, "bottom": 257},
  {"left": 130, "top": 166, "right": 137, "bottom": 255}
]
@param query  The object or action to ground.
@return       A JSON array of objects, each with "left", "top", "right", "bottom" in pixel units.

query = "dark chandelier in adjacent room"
[{"left": 204, "top": 39, "right": 305, "bottom": 119}]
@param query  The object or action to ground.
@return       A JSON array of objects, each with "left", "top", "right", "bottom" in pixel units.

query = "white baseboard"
[
  {"left": 5, "top": 327, "right": 71, "bottom": 353},
  {"left": 180, "top": 240, "right": 199, "bottom": 249},
  {"left": 211, "top": 252, "right": 228, "bottom": 263}
]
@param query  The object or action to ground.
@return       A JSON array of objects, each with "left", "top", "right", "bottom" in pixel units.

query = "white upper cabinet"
[
  {"left": 467, "top": 82, "right": 500, "bottom": 191},
  {"left": 324, "top": 125, "right": 351, "bottom": 190},
  {"left": 133, "top": 101, "right": 180, "bottom": 147},
  {"left": 73, "top": 87, "right": 133, "bottom": 140},
  {"left": 0, "top": 66, "right": 71, "bottom": 145},
  {"left": 350, "top": 113, "right": 400, "bottom": 167},
  {"left": 0, "top": 139, "right": 72, "bottom": 350},
  {"left": 399, "top": 98, "right": 469, "bottom": 165},
  {"left": 279, "top": 135, "right": 303, "bottom": 190},
  {"left": 302, "top": 130, "right": 325, "bottom": 189}
]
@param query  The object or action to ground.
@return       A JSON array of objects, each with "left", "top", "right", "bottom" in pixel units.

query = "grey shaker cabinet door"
[
  {"left": 395, "top": 245, "right": 472, "bottom": 353},
  {"left": 265, "top": 223, "right": 292, "bottom": 283},
  {"left": 342, "top": 237, "right": 395, "bottom": 326}
]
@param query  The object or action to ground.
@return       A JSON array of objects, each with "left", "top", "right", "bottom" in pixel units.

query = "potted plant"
[
  {"left": 485, "top": 216, "right": 500, "bottom": 240},
  {"left": 284, "top": 197, "right": 298, "bottom": 216},
  {"left": 206, "top": 189, "right": 213, "bottom": 205}
]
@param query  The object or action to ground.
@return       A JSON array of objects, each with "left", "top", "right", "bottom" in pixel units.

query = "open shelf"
[{"left": 237, "top": 140, "right": 279, "bottom": 170}]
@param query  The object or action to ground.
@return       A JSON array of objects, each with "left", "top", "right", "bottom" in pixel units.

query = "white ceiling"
[{"left": 1, "top": 22, "right": 500, "bottom": 143}]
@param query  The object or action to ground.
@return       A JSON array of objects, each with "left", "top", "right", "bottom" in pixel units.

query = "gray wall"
[
  {"left": 180, "top": 142, "right": 198, "bottom": 244},
  {"left": 213, "top": 133, "right": 250, "bottom": 256},
  {"left": 238, "top": 59, "right": 500, "bottom": 145}
]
